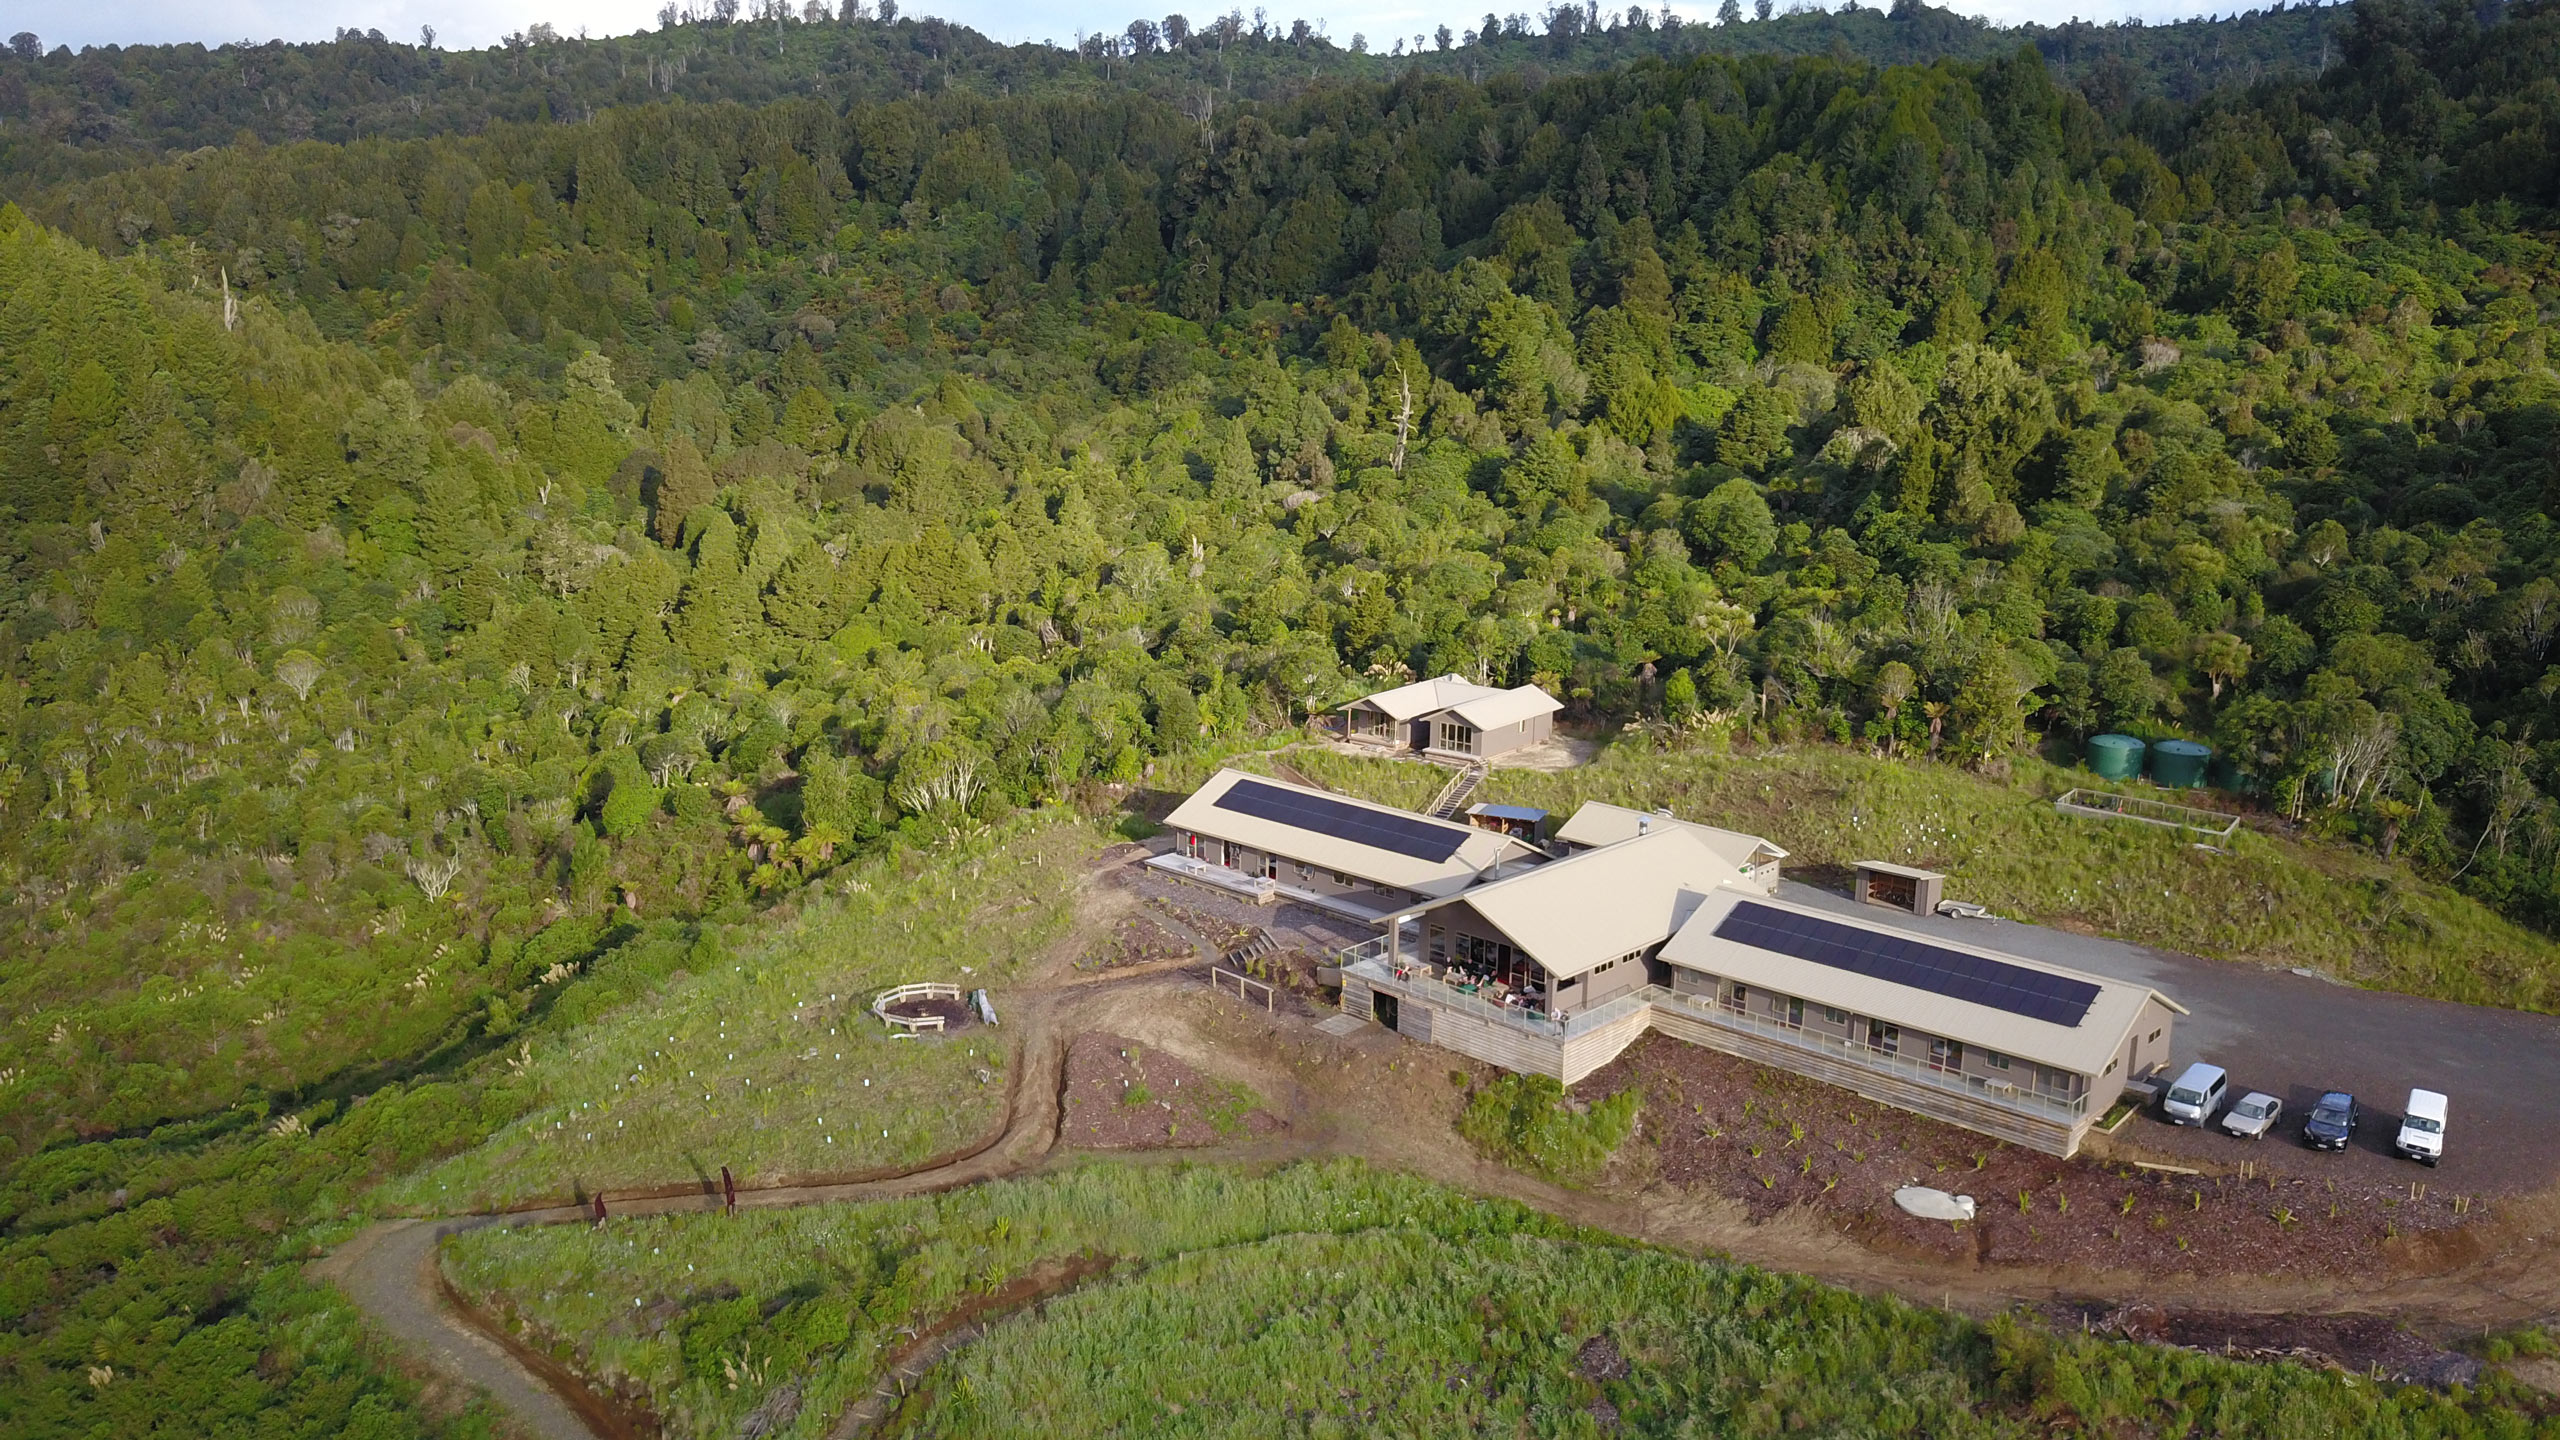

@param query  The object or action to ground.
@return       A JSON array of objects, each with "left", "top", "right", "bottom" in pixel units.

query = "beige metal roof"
[
  {"left": 1420, "top": 828, "right": 1735, "bottom": 980},
  {"left": 1554, "top": 801, "right": 1789, "bottom": 871},
  {"left": 1446, "top": 686, "right": 1563, "bottom": 730},
  {"left": 1343, "top": 674, "right": 1509, "bottom": 722},
  {"left": 1162, "top": 768, "right": 1530, "bottom": 898},
  {"left": 1659, "top": 889, "right": 2183, "bottom": 1077},
  {"left": 1854, "top": 860, "right": 1946, "bottom": 881}
]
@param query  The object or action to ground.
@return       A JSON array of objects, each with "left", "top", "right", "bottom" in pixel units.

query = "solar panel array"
[
  {"left": 1213, "top": 778, "right": 1471, "bottom": 863},
  {"left": 1712, "top": 901, "right": 2101, "bottom": 1027}
]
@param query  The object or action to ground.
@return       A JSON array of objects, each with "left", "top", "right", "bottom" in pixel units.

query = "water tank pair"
[{"left": 2086, "top": 733, "right": 2212, "bottom": 789}]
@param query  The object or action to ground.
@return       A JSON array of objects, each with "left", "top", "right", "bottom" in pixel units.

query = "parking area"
[{"left": 1775, "top": 880, "right": 2560, "bottom": 1195}]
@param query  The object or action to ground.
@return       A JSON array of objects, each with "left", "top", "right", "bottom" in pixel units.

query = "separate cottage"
[
  {"left": 1554, "top": 801, "right": 1787, "bottom": 894},
  {"left": 1152, "top": 768, "right": 1538, "bottom": 919},
  {"left": 1339, "top": 674, "right": 1562, "bottom": 762},
  {"left": 1338, "top": 822, "right": 2178, "bottom": 1157}
]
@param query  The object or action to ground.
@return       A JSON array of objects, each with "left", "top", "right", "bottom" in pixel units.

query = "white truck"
[{"left": 2394, "top": 1088, "right": 2448, "bottom": 1167}]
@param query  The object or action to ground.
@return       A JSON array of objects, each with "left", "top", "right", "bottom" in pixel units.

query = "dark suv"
[{"left": 2303, "top": 1091, "right": 2359, "bottom": 1151}]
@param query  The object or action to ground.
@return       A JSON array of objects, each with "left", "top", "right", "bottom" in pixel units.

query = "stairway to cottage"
[{"left": 1425, "top": 762, "right": 1488, "bottom": 820}]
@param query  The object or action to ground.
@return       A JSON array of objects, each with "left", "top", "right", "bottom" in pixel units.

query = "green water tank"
[
  {"left": 2087, "top": 733, "right": 2146, "bottom": 781},
  {"left": 2150, "top": 739, "right": 2212, "bottom": 789},
  {"left": 2208, "top": 754, "right": 2260, "bottom": 794}
]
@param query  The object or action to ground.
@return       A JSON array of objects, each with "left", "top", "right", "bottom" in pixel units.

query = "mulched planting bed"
[
  {"left": 1059, "top": 1033, "right": 1282, "bottom": 1149},
  {"left": 1141, "top": 891, "right": 1262, "bottom": 952},
  {"left": 1587, "top": 1034, "right": 2483, "bottom": 1278},
  {"left": 1075, "top": 912, "right": 1194, "bottom": 972},
  {"left": 2044, "top": 1303, "right": 2485, "bottom": 1388}
]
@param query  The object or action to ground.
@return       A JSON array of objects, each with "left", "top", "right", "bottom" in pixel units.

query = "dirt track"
[{"left": 321, "top": 855, "right": 2560, "bottom": 1440}]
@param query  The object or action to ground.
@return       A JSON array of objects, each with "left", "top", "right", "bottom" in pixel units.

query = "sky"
[{"left": 12, "top": 0, "right": 2291, "bottom": 56}]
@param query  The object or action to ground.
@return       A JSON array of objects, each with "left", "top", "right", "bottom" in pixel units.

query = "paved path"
[{"left": 1775, "top": 880, "right": 2560, "bottom": 1191}]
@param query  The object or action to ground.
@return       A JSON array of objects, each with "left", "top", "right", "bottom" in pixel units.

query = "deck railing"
[
  {"left": 1339, "top": 949, "right": 2090, "bottom": 1124},
  {"left": 1645, "top": 986, "right": 2091, "bottom": 1121},
  {"left": 1342, "top": 955, "right": 1654, "bottom": 1041}
]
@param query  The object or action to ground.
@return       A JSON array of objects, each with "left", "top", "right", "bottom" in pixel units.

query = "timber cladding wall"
[
  {"left": 1647, "top": 1006, "right": 2085, "bottom": 1156},
  {"left": 1344, "top": 983, "right": 2087, "bottom": 1156}
]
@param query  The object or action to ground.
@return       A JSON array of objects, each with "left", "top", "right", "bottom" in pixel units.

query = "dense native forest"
[
  {"left": 0, "top": 1, "right": 2344, "bottom": 183},
  {"left": 6, "top": 0, "right": 2560, "bottom": 1433}
]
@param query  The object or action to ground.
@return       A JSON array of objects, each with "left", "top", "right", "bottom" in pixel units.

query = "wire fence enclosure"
[{"left": 2053, "top": 789, "right": 2242, "bottom": 842}]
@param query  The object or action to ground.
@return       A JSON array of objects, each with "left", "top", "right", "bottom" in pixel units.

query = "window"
[
  {"left": 1985, "top": 1051, "right": 2012, "bottom": 1070},
  {"left": 1822, "top": 1006, "right": 1847, "bottom": 1026},
  {"left": 1784, "top": 997, "right": 1804, "bottom": 1030},
  {"left": 1296, "top": 862, "right": 1313, "bottom": 881},
  {"left": 2148, "top": 1029, "right": 2163, "bottom": 1043},
  {"left": 2105, "top": 1058, "right": 2118, "bottom": 1074},
  {"left": 1724, "top": 983, "right": 1748, "bottom": 1016},
  {"left": 1927, "top": 1037, "right": 1963, "bottom": 1073},
  {"left": 1332, "top": 871, "right": 1350, "bottom": 887},
  {"left": 1866, "top": 1020, "right": 1900, "bottom": 1055}
]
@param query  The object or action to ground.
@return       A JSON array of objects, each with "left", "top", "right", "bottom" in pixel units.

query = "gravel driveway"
[{"left": 1774, "top": 880, "right": 2560, "bottom": 1195}]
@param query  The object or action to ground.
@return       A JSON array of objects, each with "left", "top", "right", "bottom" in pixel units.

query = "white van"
[
  {"left": 2161, "top": 1062, "right": 2227, "bottom": 1126},
  {"left": 2394, "top": 1089, "right": 2448, "bottom": 1166}
]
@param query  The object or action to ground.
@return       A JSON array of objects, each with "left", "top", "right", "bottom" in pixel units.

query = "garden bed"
[
  {"left": 1585, "top": 1034, "right": 2484, "bottom": 1279},
  {"left": 1074, "top": 912, "right": 1194, "bottom": 972},
  {"left": 1059, "top": 1033, "right": 1279, "bottom": 1149}
]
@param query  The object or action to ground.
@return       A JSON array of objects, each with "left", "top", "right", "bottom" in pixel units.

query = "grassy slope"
[
  {"left": 446, "top": 1159, "right": 2548, "bottom": 1440},
  {"left": 1274, "top": 742, "right": 2560, "bottom": 1014},
  {"left": 381, "top": 815, "right": 1102, "bottom": 1211}
]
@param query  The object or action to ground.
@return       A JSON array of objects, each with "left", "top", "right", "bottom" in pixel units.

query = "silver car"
[{"left": 2221, "top": 1091, "right": 2282, "bottom": 1140}]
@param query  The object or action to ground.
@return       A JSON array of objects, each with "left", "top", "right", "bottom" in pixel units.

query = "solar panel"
[
  {"left": 1713, "top": 901, "right": 2101, "bottom": 1027},
  {"left": 1212, "top": 778, "right": 1471, "bottom": 863}
]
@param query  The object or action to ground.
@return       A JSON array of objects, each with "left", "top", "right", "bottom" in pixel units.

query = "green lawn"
[
  {"left": 1276, "top": 741, "right": 2560, "bottom": 1013},
  {"left": 445, "top": 1158, "right": 2553, "bottom": 1440},
  {"left": 380, "top": 816, "right": 1102, "bottom": 1211}
]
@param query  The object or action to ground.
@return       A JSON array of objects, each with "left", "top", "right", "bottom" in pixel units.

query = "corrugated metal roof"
[
  {"left": 1555, "top": 801, "right": 1790, "bottom": 870},
  {"left": 1467, "top": 803, "right": 1550, "bottom": 822},
  {"left": 1428, "top": 829, "right": 1732, "bottom": 979},
  {"left": 1854, "top": 860, "right": 1947, "bottom": 881},
  {"left": 1660, "top": 889, "right": 2178, "bottom": 1077},
  {"left": 1342, "top": 674, "right": 1509, "bottom": 722},
  {"left": 1446, "top": 686, "right": 1563, "bottom": 730},
  {"left": 1162, "top": 768, "right": 1528, "bottom": 897}
]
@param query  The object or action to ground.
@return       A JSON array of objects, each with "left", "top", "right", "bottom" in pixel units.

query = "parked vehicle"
[
  {"left": 2221, "top": 1091, "right": 2283, "bottom": 1139},
  {"left": 2303, "top": 1091, "right": 2359, "bottom": 1151},
  {"left": 2394, "top": 1089, "right": 2448, "bottom": 1166},
  {"left": 2160, "top": 1062, "right": 2228, "bottom": 1126}
]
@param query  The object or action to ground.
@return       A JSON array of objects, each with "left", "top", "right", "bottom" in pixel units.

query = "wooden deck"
[{"left": 1345, "top": 967, "right": 2092, "bottom": 1156}]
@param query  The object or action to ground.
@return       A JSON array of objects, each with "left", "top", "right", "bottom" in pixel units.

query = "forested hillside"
[
  {"left": 0, "top": 0, "right": 2342, "bottom": 185},
  {"left": 7, "top": 0, "right": 2560, "bottom": 1433}
]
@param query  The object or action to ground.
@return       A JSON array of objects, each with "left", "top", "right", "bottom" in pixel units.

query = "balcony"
[
  {"left": 1340, "top": 951, "right": 1653, "bottom": 1042},
  {"left": 1646, "top": 986, "right": 2090, "bottom": 1122}
]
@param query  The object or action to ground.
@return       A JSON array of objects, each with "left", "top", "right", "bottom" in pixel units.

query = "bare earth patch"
[
  {"left": 2046, "top": 1303, "right": 2484, "bottom": 1388},
  {"left": 1059, "top": 1033, "right": 1282, "bottom": 1150},
  {"left": 1587, "top": 1034, "right": 2485, "bottom": 1279}
]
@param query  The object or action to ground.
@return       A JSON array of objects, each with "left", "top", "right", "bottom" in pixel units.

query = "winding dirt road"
[{"left": 320, "top": 879, "right": 2560, "bottom": 1440}]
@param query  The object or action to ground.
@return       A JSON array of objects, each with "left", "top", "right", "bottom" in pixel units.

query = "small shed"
[
  {"left": 1465, "top": 803, "right": 1549, "bottom": 842},
  {"left": 1853, "top": 860, "right": 1945, "bottom": 916}
]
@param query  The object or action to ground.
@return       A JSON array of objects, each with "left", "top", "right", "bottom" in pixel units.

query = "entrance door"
[{"left": 1372, "top": 993, "right": 1400, "bottom": 1030}]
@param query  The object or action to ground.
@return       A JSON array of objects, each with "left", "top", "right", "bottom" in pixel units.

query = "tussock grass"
[
  {"left": 450, "top": 1158, "right": 2545, "bottom": 1440},
  {"left": 1284, "top": 742, "right": 2560, "bottom": 1013},
  {"left": 443, "top": 1159, "right": 1587, "bottom": 1438},
  {"left": 1459, "top": 1073, "right": 1639, "bottom": 1187},
  {"left": 383, "top": 816, "right": 1102, "bottom": 1210}
]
